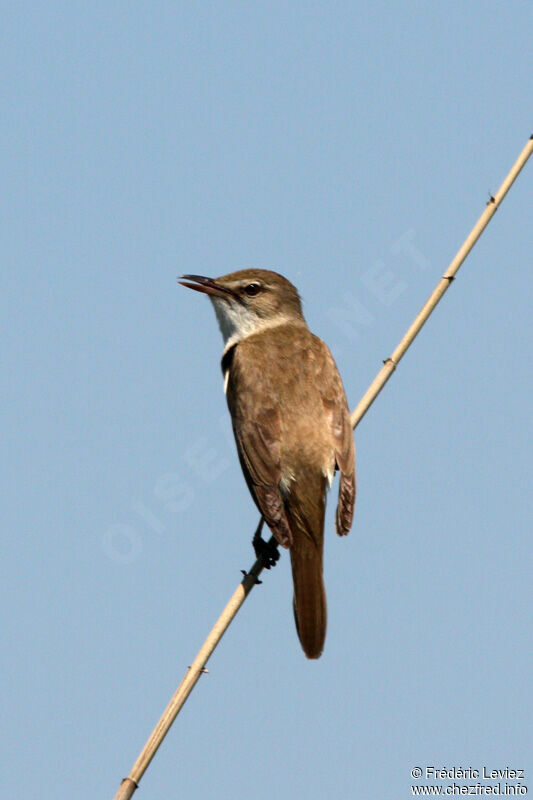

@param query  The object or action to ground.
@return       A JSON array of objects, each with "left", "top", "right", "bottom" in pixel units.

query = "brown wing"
[
  {"left": 224, "top": 345, "right": 292, "bottom": 548},
  {"left": 316, "top": 340, "right": 356, "bottom": 536}
]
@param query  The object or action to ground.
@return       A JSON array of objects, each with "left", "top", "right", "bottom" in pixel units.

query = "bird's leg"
[{"left": 252, "top": 517, "right": 280, "bottom": 569}]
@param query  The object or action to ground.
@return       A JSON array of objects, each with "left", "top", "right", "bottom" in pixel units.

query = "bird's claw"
[{"left": 252, "top": 531, "right": 280, "bottom": 569}]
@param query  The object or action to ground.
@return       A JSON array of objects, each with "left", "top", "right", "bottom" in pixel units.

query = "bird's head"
[{"left": 179, "top": 269, "right": 304, "bottom": 349}]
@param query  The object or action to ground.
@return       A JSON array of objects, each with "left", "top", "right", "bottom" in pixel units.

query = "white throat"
[{"left": 210, "top": 297, "right": 292, "bottom": 355}]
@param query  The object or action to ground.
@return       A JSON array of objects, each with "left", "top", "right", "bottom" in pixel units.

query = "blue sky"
[{"left": 1, "top": 3, "right": 531, "bottom": 798}]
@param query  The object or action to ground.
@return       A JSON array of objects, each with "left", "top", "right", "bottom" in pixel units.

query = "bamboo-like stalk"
[
  {"left": 351, "top": 135, "right": 533, "bottom": 429},
  {"left": 113, "top": 563, "right": 266, "bottom": 800},
  {"left": 112, "top": 136, "right": 532, "bottom": 800}
]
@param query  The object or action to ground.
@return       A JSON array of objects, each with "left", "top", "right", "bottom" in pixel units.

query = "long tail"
[
  {"left": 290, "top": 544, "right": 327, "bottom": 658},
  {"left": 287, "top": 472, "right": 327, "bottom": 659}
]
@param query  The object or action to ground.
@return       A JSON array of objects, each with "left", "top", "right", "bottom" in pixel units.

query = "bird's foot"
[{"left": 252, "top": 519, "right": 280, "bottom": 569}]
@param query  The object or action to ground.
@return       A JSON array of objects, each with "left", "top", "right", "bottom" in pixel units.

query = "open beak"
[{"left": 178, "top": 274, "right": 237, "bottom": 300}]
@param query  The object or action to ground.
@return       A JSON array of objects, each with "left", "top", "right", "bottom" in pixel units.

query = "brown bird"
[{"left": 179, "top": 270, "right": 356, "bottom": 658}]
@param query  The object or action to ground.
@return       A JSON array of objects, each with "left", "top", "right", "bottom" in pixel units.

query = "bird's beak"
[{"left": 178, "top": 274, "right": 238, "bottom": 300}]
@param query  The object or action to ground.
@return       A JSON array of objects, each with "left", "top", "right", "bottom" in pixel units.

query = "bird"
[{"left": 179, "top": 269, "right": 356, "bottom": 658}]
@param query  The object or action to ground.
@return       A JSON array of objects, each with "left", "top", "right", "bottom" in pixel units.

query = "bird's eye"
[{"left": 244, "top": 282, "right": 262, "bottom": 297}]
